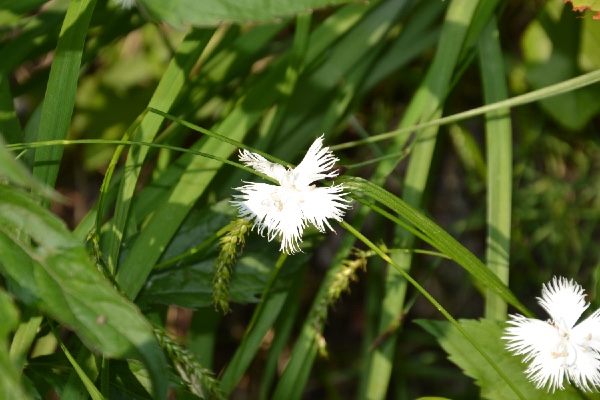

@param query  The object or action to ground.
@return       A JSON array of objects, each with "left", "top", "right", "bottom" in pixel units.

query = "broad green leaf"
[
  {"left": 0, "top": 185, "right": 167, "bottom": 399},
  {"left": 417, "top": 319, "right": 581, "bottom": 400},
  {"left": 107, "top": 360, "right": 157, "bottom": 400},
  {"left": 137, "top": 0, "right": 352, "bottom": 28},
  {"left": 154, "top": 200, "right": 235, "bottom": 263}
]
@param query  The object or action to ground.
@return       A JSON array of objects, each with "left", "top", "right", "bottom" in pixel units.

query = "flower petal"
[
  {"left": 503, "top": 315, "right": 567, "bottom": 391},
  {"left": 566, "top": 342, "right": 600, "bottom": 392},
  {"left": 297, "top": 184, "right": 351, "bottom": 233},
  {"left": 538, "top": 277, "right": 588, "bottom": 330},
  {"left": 569, "top": 309, "right": 600, "bottom": 391},
  {"left": 231, "top": 183, "right": 306, "bottom": 254},
  {"left": 238, "top": 149, "right": 287, "bottom": 183},
  {"left": 292, "top": 135, "right": 339, "bottom": 188}
]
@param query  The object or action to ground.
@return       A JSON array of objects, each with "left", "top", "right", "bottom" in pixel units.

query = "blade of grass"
[
  {"left": 105, "top": 27, "right": 215, "bottom": 274},
  {"left": 257, "top": 263, "right": 306, "bottom": 400},
  {"left": 269, "top": 2, "right": 413, "bottom": 397},
  {"left": 219, "top": 254, "right": 293, "bottom": 393},
  {"left": 360, "top": 1, "right": 492, "bottom": 398},
  {"left": 478, "top": 16, "right": 511, "bottom": 320},
  {"left": 8, "top": 311, "right": 43, "bottom": 373},
  {"left": 268, "top": 0, "right": 408, "bottom": 156},
  {"left": 32, "top": 0, "right": 97, "bottom": 193},
  {"left": 258, "top": 12, "right": 311, "bottom": 147},
  {"left": 48, "top": 322, "right": 103, "bottom": 400}
]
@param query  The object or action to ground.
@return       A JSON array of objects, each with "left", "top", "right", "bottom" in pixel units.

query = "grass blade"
[
  {"left": 106, "top": 28, "right": 214, "bottom": 274},
  {"left": 32, "top": 0, "right": 96, "bottom": 191},
  {"left": 360, "top": 1, "right": 493, "bottom": 397},
  {"left": 478, "top": 16, "right": 512, "bottom": 320}
]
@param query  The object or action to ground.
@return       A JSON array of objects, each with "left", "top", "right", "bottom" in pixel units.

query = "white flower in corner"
[
  {"left": 231, "top": 135, "right": 351, "bottom": 254},
  {"left": 503, "top": 276, "right": 600, "bottom": 392}
]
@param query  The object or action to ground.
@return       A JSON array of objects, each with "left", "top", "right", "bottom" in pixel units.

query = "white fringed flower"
[
  {"left": 231, "top": 135, "right": 351, "bottom": 254},
  {"left": 503, "top": 276, "right": 600, "bottom": 392}
]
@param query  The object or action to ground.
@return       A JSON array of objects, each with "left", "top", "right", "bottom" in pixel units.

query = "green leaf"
[
  {"left": 478, "top": 16, "right": 512, "bottom": 320},
  {"left": 137, "top": 0, "right": 353, "bottom": 28},
  {"left": 138, "top": 235, "right": 305, "bottom": 309},
  {"left": 50, "top": 323, "right": 104, "bottom": 400},
  {"left": 25, "top": 353, "right": 71, "bottom": 397},
  {"left": 0, "top": 185, "right": 167, "bottom": 399},
  {"left": 33, "top": 0, "right": 97, "bottom": 191},
  {"left": 106, "top": 27, "right": 214, "bottom": 276},
  {"left": 0, "top": 136, "right": 63, "bottom": 202},
  {"left": 0, "top": 290, "right": 29, "bottom": 400},
  {"left": 417, "top": 319, "right": 581, "bottom": 400},
  {"left": 106, "top": 360, "right": 160, "bottom": 400}
]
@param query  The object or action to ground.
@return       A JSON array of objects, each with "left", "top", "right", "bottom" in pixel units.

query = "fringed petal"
[
  {"left": 293, "top": 135, "right": 339, "bottom": 187},
  {"left": 239, "top": 149, "right": 287, "bottom": 183},
  {"left": 538, "top": 277, "right": 588, "bottom": 330}
]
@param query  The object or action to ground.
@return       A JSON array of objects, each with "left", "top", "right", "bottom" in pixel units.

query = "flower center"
[
  {"left": 279, "top": 169, "right": 300, "bottom": 190},
  {"left": 550, "top": 318, "right": 577, "bottom": 367}
]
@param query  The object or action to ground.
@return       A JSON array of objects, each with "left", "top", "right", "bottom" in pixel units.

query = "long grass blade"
[
  {"left": 32, "top": 0, "right": 96, "bottom": 192},
  {"left": 478, "top": 16, "right": 512, "bottom": 320}
]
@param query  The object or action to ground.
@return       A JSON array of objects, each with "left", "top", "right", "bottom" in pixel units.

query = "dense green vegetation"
[{"left": 2, "top": 0, "right": 600, "bottom": 398}]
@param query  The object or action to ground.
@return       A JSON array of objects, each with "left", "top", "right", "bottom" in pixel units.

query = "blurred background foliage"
[{"left": 2, "top": 0, "right": 600, "bottom": 398}]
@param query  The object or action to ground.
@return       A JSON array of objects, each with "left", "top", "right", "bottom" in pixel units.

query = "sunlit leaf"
[{"left": 136, "top": 0, "right": 353, "bottom": 27}]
